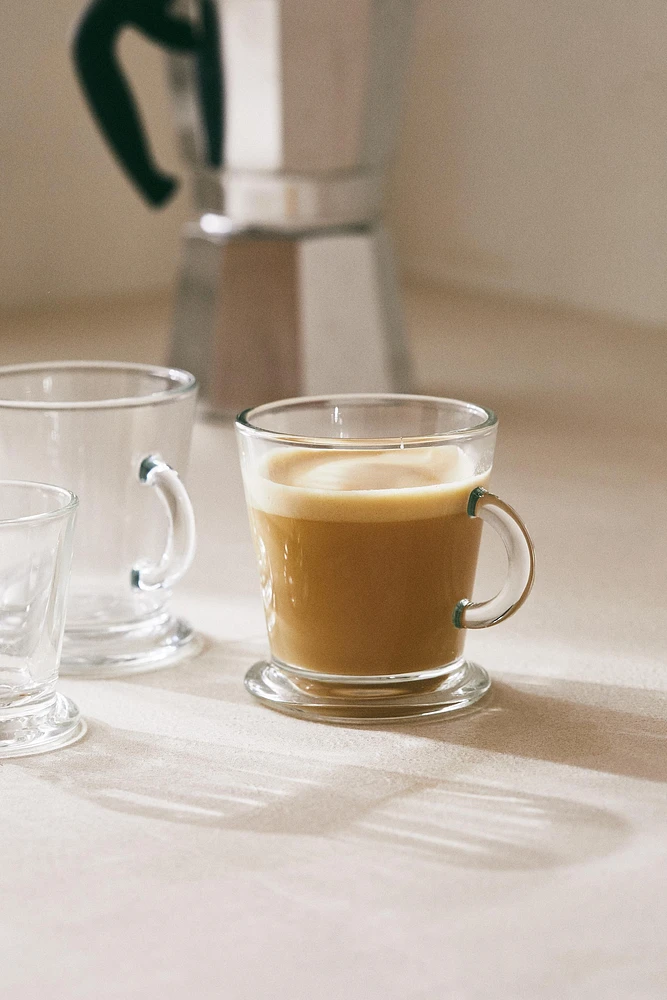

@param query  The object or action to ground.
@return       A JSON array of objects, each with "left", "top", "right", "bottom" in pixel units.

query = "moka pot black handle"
[{"left": 72, "top": 0, "right": 222, "bottom": 207}]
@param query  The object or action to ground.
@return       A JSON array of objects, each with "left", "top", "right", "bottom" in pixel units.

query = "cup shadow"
[
  {"left": 23, "top": 644, "right": 658, "bottom": 871},
  {"left": 16, "top": 712, "right": 629, "bottom": 872},
  {"left": 124, "top": 634, "right": 263, "bottom": 705},
  {"left": 388, "top": 675, "right": 667, "bottom": 785},
  {"left": 130, "top": 639, "right": 667, "bottom": 785}
]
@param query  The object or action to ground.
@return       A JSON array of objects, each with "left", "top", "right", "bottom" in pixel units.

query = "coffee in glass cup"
[{"left": 236, "top": 394, "right": 534, "bottom": 723}]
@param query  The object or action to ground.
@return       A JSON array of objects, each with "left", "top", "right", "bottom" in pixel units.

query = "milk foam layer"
[{"left": 247, "top": 446, "right": 490, "bottom": 521}]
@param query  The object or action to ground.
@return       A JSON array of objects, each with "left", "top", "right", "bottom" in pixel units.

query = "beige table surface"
[{"left": 1, "top": 284, "right": 666, "bottom": 999}]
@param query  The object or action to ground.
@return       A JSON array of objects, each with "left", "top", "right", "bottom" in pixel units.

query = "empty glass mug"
[
  {"left": 236, "top": 394, "right": 535, "bottom": 723},
  {"left": 0, "top": 481, "right": 84, "bottom": 756},
  {"left": 0, "top": 362, "right": 198, "bottom": 676}
]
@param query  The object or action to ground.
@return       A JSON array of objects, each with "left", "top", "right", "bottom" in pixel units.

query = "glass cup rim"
[
  {"left": 0, "top": 481, "right": 79, "bottom": 526},
  {"left": 236, "top": 393, "right": 498, "bottom": 448},
  {"left": 0, "top": 360, "right": 197, "bottom": 410}
]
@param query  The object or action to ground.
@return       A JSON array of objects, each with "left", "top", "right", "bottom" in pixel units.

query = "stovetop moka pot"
[{"left": 73, "top": 0, "right": 414, "bottom": 412}]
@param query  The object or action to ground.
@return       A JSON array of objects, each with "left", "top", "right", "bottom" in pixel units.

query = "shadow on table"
[
  {"left": 122, "top": 634, "right": 261, "bottom": 706},
  {"left": 17, "top": 718, "right": 629, "bottom": 872},
  {"left": 129, "top": 639, "right": 667, "bottom": 785},
  {"left": 388, "top": 675, "right": 667, "bottom": 785},
  {"left": 24, "top": 646, "right": 667, "bottom": 871}
]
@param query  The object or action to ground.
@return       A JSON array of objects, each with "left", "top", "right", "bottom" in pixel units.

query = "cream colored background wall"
[
  {"left": 2, "top": 0, "right": 667, "bottom": 325},
  {"left": 388, "top": 0, "right": 667, "bottom": 325}
]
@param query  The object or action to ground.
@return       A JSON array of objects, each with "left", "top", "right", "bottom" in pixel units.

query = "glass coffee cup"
[
  {"left": 0, "top": 361, "right": 199, "bottom": 677},
  {"left": 0, "top": 481, "right": 84, "bottom": 756},
  {"left": 236, "top": 394, "right": 534, "bottom": 723}
]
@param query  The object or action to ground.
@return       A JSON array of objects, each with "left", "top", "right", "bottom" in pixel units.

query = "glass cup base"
[
  {"left": 244, "top": 657, "right": 491, "bottom": 724},
  {"left": 0, "top": 692, "right": 86, "bottom": 758},
  {"left": 60, "top": 614, "right": 203, "bottom": 679}
]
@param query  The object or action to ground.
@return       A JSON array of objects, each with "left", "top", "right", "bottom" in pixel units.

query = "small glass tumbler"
[
  {"left": 0, "top": 481, "right": 85, "bottom": 757},
  {"left": 236, "top": 394, "right": 535, "bottom": 723},
  {"left": 0, "top": 361, "right": 198, "bottom": 677}
]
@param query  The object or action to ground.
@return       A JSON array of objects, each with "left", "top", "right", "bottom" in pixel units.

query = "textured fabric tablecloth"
[{"left": 1, "top": 288, "right": 666, "bottom": 999}]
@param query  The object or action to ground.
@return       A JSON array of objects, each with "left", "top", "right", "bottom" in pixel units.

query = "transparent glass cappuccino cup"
[
  {"left": 236, "top": 394, "right": 534, "bottom": 723},
  {"left": 0, "top": 362, "right": 198, "bottom": 677},
  {"left": 0, "top": 481, "right": 84, "bottom": 756}
]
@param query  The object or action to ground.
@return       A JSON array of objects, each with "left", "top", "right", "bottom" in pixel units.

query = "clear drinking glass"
[
  {"left": 0, "top": 362, "right": 199, "bottom": 677},
  {"left": 236, "top": 394, "right": 535, "bottom": 723},
  {"left": 0, "top": 481, "right": 85, "bottom": 756}
]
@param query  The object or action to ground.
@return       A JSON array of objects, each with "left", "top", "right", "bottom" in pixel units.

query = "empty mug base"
[
  {"left": 0, "top": 692, "right": 86, "bottom": 758},
  {"left": 244, "top": 658, "right": 491, "bottom": 724},
  {"left": 60, "top": 616, "right": 203, "bottom": 679}
]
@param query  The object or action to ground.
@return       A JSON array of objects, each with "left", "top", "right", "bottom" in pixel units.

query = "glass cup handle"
[
  {"left": 131, "top": 455, "right": 196, "bottom": 592},
  {"left": 454, "top": 487, "right": 535, "bottom": 629}
]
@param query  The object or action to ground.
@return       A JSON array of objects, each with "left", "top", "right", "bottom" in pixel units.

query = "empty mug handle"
[
  {"left": 454, "top": 487, "right": 535, "bottom": 629},
  {"left": 131, "top": 455, "right": 196, "bottom": 592}
]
